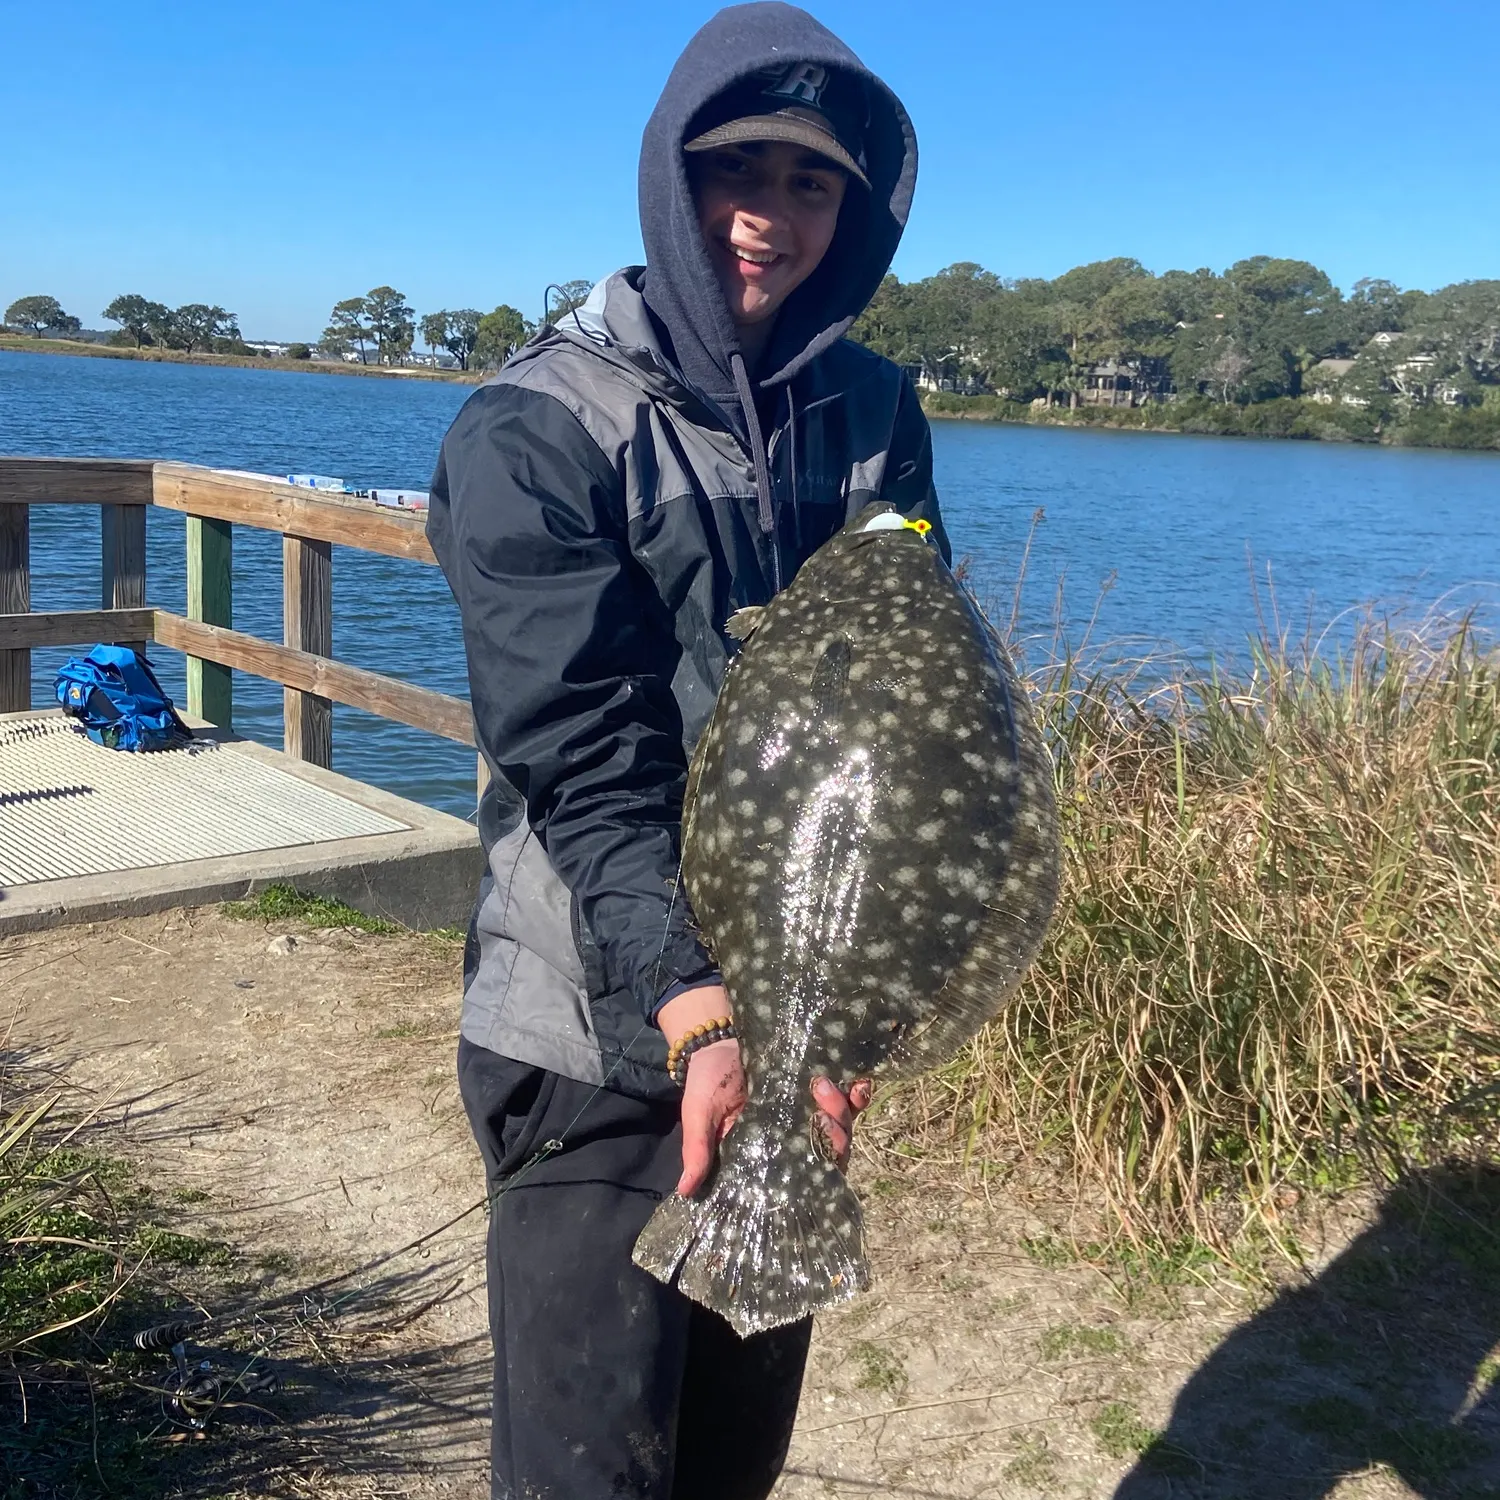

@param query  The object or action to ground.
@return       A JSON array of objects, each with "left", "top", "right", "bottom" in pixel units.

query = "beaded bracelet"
[{"left": 666, "top": 1017, "right": 737, "bottom": 1087}]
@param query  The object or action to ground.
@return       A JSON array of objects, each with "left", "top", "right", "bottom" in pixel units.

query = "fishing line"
[
  {"left": 132, "top": 963, "right": 668, "bottom": 1404},
  {"left": 134, "top": 1108, "right": 624, "bottom": 1434},
  {"left": 136, "top": 784, "right": 700, "bottom": 1429}
]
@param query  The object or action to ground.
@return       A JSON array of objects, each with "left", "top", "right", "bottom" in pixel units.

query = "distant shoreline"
[
  {"left": 9, "top": 336, "right": 1496, "bottom": 452},
  {"left": 919, "top": 392, "right": 1500, "bottom": 453},
  {"left": 0, "top": 335, "right": 482, "bottom": 384}
]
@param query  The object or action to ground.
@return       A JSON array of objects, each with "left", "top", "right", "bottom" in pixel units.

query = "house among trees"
[
  {"left": 1080, "top": 358, "right": 1174, "bottom": 408},
  {"left": 901, "top": 362, "right": 988, "bottom": 396},
  {"left": 1311, "top": 332, "right": 1474, "bottom": 409},
  {"left": 851, "top": 259, "right": 1499, "bottom": 418},
  {"left": 1307, "top": 358, "right": 1357, "bottom": 403}
]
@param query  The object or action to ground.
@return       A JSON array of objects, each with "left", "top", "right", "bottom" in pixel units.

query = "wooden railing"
[{"left": 0, "top": 456, "right": 475, "bottom": 772}]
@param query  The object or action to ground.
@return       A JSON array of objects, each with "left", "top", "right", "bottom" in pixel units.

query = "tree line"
[
  {"left": 12, "top": 261, "right": 1495, "bottom": 416},
  {"left": 2, "top": 280, "right": 597, "bottom": 370},
  {"left": 3, "top": 295, "right": 82, "bottom": 339},
  {"left": 101, "top": 295, "right": 240, "bottom": 353},
  {"left": 850, "top": 258, "right": 1500, "bottom": 412},
  {"left": 3, "top": 292, "right": 243, "bottom": 354},
  {"left": 323, "top": 280, "right": 593, "bottom": 370}
]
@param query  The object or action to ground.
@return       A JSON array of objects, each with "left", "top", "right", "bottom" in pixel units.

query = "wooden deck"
[{"left": 0, "top": 457, "right": 480, "bottom": 930}]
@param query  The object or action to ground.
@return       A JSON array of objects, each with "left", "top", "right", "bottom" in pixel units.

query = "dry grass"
[{"left": 887, "top": 605, "right": 1500, "bottom": 1251}]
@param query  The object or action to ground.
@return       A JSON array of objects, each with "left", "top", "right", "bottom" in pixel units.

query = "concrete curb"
[{"left": 0, "top": 713, "right": 481, "bottom": 934}]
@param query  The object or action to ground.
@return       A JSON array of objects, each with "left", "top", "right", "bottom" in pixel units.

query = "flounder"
[{"left": 633, "top": 503, "right": 1060, "bottom": 1336}]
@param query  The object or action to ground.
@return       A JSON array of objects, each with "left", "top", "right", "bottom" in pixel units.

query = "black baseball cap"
[{"left": 683, "top": 63, "right": 870, "bottom": 189}]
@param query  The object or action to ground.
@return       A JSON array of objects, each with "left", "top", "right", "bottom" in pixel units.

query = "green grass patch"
[
  {"left": 1088, "top": 1235, "right": 1219, "bottom": 1286},
  {"left": 1019, "top": 1233, "right": 1076, "bottom": 1269},
  {"left": 0, "top": 1080, "right": 264, "bottom": 1496},
  {"left": 135, "top": 1226, "right": 232, "bottom": 1267},
  {"left": 222, "top": 882, "right": 400, "bottom": 933},
  {"left": 849, "top": 1338, "right": 907, "bottom": 1394},
  {"left": 1003, "top": 1433, "right": 1058, "bottom": 1487},
  {"left": 1090, "top": 1400, "right": 1159, "bottom": 1458},
  {"left": 373, "top": 1021, "right": 425, "bottom": 1040},
  {"left": 1290, "top": 1393, "right": 1371, "bottom": 1445},
  {"left": 1393, "top": 1421, "right": 1489, "bottom": 1485},
  {"left": 1039, "top": 1322, "right": 1124, "bottom": 1359}
]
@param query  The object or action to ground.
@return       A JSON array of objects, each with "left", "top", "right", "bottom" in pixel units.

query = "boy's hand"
[
  {"left": 810, "top": 1074, "right": 873, "bottom": 1173},
  {"left": 677, "top": 1037, "right": 747, "bottom": 1195},
  {"left": 659, "top": 984, "right": 745, "bottom": 1196},
  {"left": 658, "top": 985, "right": 873, "bottom": 1194}
]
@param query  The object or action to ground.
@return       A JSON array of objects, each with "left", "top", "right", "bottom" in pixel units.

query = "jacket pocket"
[
  {"left": 569, "top": 892, "right": 611, "bottom": 1006},
  {"left": 456, "top": 1041, "right": 561, "bottom": 1182}
]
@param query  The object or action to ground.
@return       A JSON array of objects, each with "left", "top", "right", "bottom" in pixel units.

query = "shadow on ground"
[
  {"left": 1116, "top": 1165, "right": 1500, "bottom": 1499},
  {"left": 2, "top": 1036, "right": 488, "bottom": 1499},
  {"left": 5, "top": 1265, "right": 490, "bottom": 1499}
]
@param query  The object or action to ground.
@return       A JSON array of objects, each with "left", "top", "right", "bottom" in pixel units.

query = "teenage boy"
[{"left": 427, "top": 4, "right": 949, "bottom": 1497}]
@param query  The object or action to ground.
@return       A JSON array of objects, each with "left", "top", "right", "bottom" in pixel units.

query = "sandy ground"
[{"left": 5, "top": 908, "right": 1497, "bottom": 1499}]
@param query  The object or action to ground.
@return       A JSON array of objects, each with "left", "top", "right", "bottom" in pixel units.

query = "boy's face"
[{"left": 690, "top": 139, "right": 849, "bottom": 329}]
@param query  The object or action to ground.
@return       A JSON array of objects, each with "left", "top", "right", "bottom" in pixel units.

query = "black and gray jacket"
[{"left": 426, "top": 2, "right": 949, "bottom": 1101}]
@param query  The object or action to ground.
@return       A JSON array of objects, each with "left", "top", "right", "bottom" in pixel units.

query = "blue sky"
[{"left": 5, "top": 0, "right": 1496, "bottom": 340}]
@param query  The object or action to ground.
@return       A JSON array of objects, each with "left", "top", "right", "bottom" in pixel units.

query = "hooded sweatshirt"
[
  {"left": 426, "top": 2, "right": 949, "bottom": 1100},
  {"left": 638, "top": 1, "right": 918, "bottom": 432}
]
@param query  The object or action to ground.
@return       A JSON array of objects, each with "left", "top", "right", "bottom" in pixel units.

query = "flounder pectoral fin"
[{"left": 726, "top": 606, "right": 768, "bottom": 642}]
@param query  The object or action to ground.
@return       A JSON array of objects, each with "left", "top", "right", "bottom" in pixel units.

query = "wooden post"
[
  {"left": 101, "top": 503, "right": 148, "bottom": 656},
  {"left": 0, "top": 505, "right": 30, "bottom": 712},
  {"left": 186, "top": 515, "right": 233, "bottom": 725},
  {"left": 283, "top": 534, "right": 332, "bottom": 766}
]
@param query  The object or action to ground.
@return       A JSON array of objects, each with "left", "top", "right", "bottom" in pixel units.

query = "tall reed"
[{"left": 910, "top": 611, "right": 1500, "bottom": 1245}]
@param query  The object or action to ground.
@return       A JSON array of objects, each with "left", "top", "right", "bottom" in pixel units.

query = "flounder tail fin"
[{"left": 632, "top": 1122, "right": 867, "bottom": 1338}]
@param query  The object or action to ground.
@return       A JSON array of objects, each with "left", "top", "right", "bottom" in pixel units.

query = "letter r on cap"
[{"left": 766, "top": 63, "right": 828, "bottom": 105}]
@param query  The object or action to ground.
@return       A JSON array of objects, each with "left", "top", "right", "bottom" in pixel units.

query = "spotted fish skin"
[{"left": 632, "top": 504, "right": 1060, "bottom": 1336}]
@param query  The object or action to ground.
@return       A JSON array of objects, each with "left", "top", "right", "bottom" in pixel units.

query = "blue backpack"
[{"left": 55, "top": 645, "right": 191, "bottom": 752}]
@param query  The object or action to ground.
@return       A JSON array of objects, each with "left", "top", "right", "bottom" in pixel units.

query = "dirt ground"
[{"left": 5, "top": 908, "right": 1498, "bottom": 1499}]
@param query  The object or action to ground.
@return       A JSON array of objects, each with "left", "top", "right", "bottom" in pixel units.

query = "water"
[
  {"left": 938, "top": 421, "right": 1500, "bottom": 662},
  {"left": 3, "top": 350, "right": 1497, "bottom": 816}
]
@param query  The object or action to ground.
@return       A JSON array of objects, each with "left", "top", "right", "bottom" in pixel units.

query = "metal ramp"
[{"left": 0, "top": 711, "right": 479, "bottom": 933}]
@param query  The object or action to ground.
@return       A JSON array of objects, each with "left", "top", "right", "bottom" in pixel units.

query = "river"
[{"left": 2, "top": 350, "right": 1497, "bottom": 817}]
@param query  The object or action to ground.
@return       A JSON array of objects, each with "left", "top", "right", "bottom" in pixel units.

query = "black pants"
[{"left": 457, "top": 1037, "right": 812, "bottom": 1500}]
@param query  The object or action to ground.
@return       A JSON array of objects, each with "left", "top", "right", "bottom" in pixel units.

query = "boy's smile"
[{"left": 691, "top": 139, "right": 849, "bottom": 336}]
